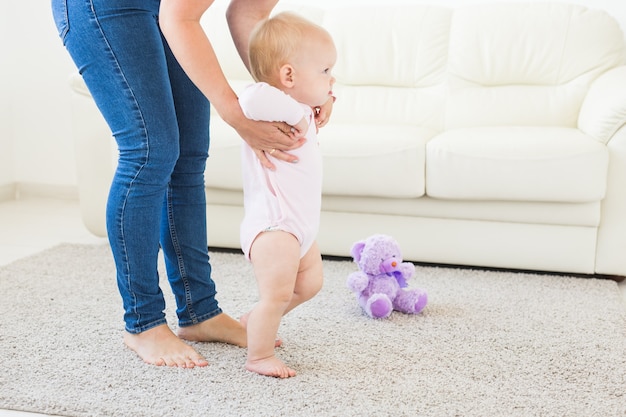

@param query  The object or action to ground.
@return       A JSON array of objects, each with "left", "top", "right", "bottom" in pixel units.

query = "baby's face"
[{"left": 288, "top": 31, "right": 337, "bottom": 107}]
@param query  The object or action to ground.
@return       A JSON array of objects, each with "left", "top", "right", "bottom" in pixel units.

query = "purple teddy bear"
[{"left": 347, "top": 234, "right": 428, "bottom": 319}]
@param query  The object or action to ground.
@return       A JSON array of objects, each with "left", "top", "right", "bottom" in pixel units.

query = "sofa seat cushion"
[
  {"left": 319, "top": 124, "right": 437, "bottom": 198},
  {"left": 205, "top": 115, "right": 243, "bottom": 191},
  {"left": 206, "top": 118, "right": 437, "bottom": 199},
  {"left": 426, "top": 126, "right": 609, "bottom": 202},
  {"left": 318, "top": 194, "right": 601, "bottom": 227}
]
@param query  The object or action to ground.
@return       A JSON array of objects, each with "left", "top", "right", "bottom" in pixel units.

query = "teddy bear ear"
[{"left": 350, "top": 241, "right": 366, "bottom": 262}]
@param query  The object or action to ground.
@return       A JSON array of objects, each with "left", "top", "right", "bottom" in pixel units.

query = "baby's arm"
[{"left": 239, "top": 82, "right": 309, "bottom": 135}]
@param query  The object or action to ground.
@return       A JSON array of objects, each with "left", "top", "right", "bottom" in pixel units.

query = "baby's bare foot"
[
  {"left": 178, "top": 313, "right": 247, "bottom": 347},
  {"left": 246, "top": 356, "right": 296, "bottom": 378},
  {"left": 123, "top": 324, "right": 208, "bottom": 368}
]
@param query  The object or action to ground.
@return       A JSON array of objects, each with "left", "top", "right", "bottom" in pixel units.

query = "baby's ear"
[{"left": 279, "top": 64, "right": 295, "bottom": 88}]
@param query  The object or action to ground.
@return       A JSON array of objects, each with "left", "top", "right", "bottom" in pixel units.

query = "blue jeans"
[{"left": 52, "top": 0, "right": 222, "bottom": 333}]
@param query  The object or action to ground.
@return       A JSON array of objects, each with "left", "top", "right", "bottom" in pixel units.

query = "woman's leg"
[
  {"left": 159, "top": 36, "right": 247, "bottom": 346},
  {"left": 53, "top": 0, "right": 206, "bottom": 366}
]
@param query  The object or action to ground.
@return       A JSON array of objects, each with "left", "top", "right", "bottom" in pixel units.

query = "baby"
[{"left": 238, "top": 11, "right": 337, "bottom": 378}]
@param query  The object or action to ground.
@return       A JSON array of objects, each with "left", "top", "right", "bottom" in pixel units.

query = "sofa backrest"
[
  {"left": 445, "top": 3, "right": 625, "bottom": 130},
  {"left": 321, "top": 5, "right": 451, "bottom": 131},
  {"left": 202, "top": 1, "right": 625, "bottom": 133}
]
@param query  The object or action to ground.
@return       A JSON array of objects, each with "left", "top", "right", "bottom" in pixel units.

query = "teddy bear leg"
[
  {"left": 365, "top": 293, "right": 393, "bottom": 318},
  {"left": 394, "top": 288, "right": 428, "bottom": 315}
]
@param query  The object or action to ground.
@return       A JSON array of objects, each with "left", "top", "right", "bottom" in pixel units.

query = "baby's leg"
[
  {"left": 241, "top": 242, "right": 322, "bottom": 345},
  {"left": 283, "top": 242, "right": 324, "bottom": 316},
  {"left": 246, "top": 231, "right": 300, "bottom": 378}
]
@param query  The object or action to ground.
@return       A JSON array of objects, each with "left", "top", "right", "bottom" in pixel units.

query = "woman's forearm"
[
  {"left": 159, "top": 0, "right": 300, "bottom": 169},
  {"left": 226, "top": 0, "right": 279, "bottom": 71},
  {"left": 159, "top": 0, "right": 242, "bottom": 125}
]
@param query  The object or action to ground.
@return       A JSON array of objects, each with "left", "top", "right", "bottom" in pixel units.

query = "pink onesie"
[{"left": 238, "top": 82, "right": 322, "bottom": 260}]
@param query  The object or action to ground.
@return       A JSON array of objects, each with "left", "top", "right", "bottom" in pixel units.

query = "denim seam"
[
  {"left": 178, "top": 309, "right": 222, "bottom": 328},
  {"left": 126, "top": 317, "right": 168, "bottom": 335},
  {"left": 166, "top": 185, "right": 199, "bottom": 324},
  {"left": 88, "top": 0, "right": 152, "bottom": 333}
]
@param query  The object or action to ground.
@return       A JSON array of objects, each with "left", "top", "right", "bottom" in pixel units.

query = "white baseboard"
[{"left": 0, "top": 182, "right": 79, "bottom": 202}]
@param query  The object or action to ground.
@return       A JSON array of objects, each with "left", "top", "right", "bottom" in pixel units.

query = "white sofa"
[{"left": 69, "top": 1, "right": 626, "bottom": 278}]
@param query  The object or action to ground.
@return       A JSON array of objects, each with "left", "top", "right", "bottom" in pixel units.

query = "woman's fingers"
[
  {"left": 254, "top": 149, "right": 274, "bottom": 170},
  {"left": 274, "top": 122, "right": 304, "bottom": 143},
  {"left": 245, "top": 120, "right": 306, "bottom": 170}
]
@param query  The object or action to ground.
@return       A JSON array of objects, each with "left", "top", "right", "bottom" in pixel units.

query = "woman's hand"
[
  {"left": 313, "top": 95, "right": 335, "bottom": 132},
  {"left": 160, "top": 0, "right": 300, "bottom": 170},
  {"left": 234, "top": 116, "right": 306, "bottom": 170}
]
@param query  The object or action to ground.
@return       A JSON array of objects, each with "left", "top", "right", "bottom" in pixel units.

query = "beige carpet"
[{"left": 0, "top": 243, "right": 625, "bottom": 417}]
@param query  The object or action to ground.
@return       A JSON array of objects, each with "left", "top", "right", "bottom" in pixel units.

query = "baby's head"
[{"left": 249, "top": 11, "right": 336, "bottom": 107}]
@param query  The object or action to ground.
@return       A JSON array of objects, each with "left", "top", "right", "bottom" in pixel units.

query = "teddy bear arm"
[
  {"left": 399, "top": 262, "right": 416, "bottom": 279},
  {"left": 347, "top": 271, "right": 369, "bottom": 292}
]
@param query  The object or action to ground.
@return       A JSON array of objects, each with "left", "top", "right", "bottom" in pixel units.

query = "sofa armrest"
[
  {"left": 579, "top": 66, "right": 626, "bottom": 144},
  {"left": 69, "top": 72, "right": 114, "bottom": 237},
  {"left": 69, "top": 72, "right": 91, "bottom": 98}
]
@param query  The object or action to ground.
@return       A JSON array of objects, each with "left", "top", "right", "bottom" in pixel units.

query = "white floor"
[
  {"left": 0, "top": 197, "right": 105, "bottom": 417},
  {"left": 0, "top": 197, "right": 107, "bottom": 267},
  {"left": 1, "top": 196, "right": 625, "bottom": 417}
]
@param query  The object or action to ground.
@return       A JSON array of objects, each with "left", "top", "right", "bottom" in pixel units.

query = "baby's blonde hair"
[{"left": 249, "top": 11, "right": 328, "bottom": 84}]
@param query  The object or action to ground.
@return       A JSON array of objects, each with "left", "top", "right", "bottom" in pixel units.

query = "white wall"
[
  {"left": 2, "top": 0, "right": 78, "bottom": 191},
  {"left": 0, "top": 0, "right": 78, "bottom": 193},
  {"left": 0, "top": 2, "right": 15, "bottom": 191},
  {"left": 2, "top": 0, "right": 626, "bottom": 194}
]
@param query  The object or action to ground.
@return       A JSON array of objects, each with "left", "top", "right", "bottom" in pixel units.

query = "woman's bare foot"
[
  {"left": 123, "top": 324, "right": 208, "bottom": 368},
  {"left": 246, "top": 356, "right": 296, "bottom": 378},
  {"left": 177, "top": 313, "right": 247, "bottom": 347}
]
